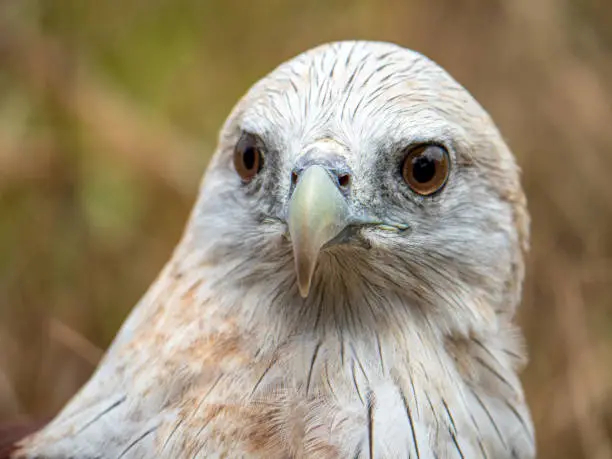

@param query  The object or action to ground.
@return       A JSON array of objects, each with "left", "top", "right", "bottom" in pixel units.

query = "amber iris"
[
  {"left": 402, "top": 145, "right": 450, "bottom": 195},
  {"left": 234, "top": 133, "right": 264, "bottom": 181}
]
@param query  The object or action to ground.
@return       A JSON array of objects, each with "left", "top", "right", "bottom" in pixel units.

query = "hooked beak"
[{"left": 288, "top": 165, "right": 350, "bottom": 298}]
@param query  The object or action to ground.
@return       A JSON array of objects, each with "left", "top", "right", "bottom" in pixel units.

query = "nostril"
[
  {"left": 338, "top": 174, "right": 350, "bottom": 188},
  {"left": 292, "top": 167, "right": 350, "bottom": 189}
]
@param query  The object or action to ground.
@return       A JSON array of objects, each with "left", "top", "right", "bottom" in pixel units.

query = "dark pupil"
[
  {"left": 412, "top": 154, "right": 436, "bottom": 183},
  {"left": 243, "top": 147, "right": 257, "bottom": 170}
]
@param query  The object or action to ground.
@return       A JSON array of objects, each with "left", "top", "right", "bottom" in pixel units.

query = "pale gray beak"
[{"left": 288, "top": 165, "right": 350, "bottom": 298}]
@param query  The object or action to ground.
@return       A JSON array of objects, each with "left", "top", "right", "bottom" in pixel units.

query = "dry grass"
[{"left": 0, "top": 0, "right": 611, "bottom": 457}]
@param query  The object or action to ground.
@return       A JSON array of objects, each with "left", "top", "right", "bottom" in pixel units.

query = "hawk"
[{"left": 8, "top": 41, "right": 535, "bottom": 458}]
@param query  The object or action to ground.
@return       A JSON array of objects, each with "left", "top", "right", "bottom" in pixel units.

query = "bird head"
[
  {"left": 12, "top": 41, "right": 534, "bottom": 459},
  {"left": 183, "top": 41, "right": 529, "bottom": 336}
]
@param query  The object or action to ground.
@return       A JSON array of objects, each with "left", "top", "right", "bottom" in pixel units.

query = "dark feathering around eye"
[
  {"left": 401, "top": 144, "right": 450, "bottom": 196},
  {"left": 234, "top": 132, "right": 264, "bottom": 182}
]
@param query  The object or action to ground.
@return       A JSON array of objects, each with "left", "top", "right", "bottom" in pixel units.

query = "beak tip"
[
  {"left": 298, "top": 285, "right": 310, "bottom": 298},
  {"left": 296, "top": 265, "right": 313, "bottom": 298}
]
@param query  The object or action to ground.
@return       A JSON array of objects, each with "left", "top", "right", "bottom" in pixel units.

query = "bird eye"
[
  {"left": 401, "top": 144, "right": 450, "bottom": 195},
  {"left": 234, "top": 133, "right": 264, "bottom": 182}
]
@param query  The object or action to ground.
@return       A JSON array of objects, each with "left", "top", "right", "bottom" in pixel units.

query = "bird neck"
[{"left": 104, "top": 240, "right": 518, "bottom": 393}]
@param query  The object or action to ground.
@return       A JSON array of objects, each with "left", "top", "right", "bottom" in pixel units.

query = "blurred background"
[{"left": 0, "top": 0, "right": 611, "bottom": 457}]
